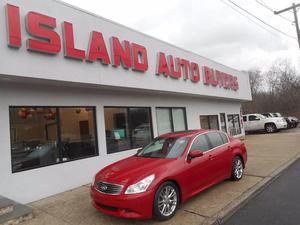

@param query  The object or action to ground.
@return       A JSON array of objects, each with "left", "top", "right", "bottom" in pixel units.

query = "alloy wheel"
[
  {"left": 234, "top": 159, "right": 243, "bottom": 179},
  {"left": 266, "top": 124, "right": 275, "bottom": 133},
  {"left": 157, "top": 185, "right": 178, "bottom": 217}
]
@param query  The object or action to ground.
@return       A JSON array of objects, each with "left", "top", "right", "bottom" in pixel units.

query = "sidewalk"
[{"left": 23, "top": 129, "right": 300, "bottom": 225}]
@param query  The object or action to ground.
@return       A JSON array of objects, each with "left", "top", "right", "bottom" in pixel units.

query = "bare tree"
[
  {"left": 243, "top": 59, "right": 300, "bottom": 116},
  {"left": 248, "top": 69, "right": 263, "bottom": 95}
]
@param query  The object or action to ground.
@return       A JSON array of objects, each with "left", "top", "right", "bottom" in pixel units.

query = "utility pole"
[{"left": 274, "top": 3, "right": 300, "bottom": 49}]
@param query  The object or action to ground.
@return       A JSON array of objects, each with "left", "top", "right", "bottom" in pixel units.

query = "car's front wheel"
[
  {"left": 265, "top": 123, "right": 277, "bottom": 133},
  {"left": 231, "top": 156, "right": 244, "bottom": 181},
  {"left": 153, "top": 182, "right": 179, "bottom": 221}
]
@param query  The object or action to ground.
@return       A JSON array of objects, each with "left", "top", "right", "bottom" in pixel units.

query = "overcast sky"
[{"left": 62, "top": 0, "right": 299, "bottom": 72}]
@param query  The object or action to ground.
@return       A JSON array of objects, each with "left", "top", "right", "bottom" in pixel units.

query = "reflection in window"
[
  {"left": 138, "top": 137, "right": 189, "bottom": 158},
  {"left": 172, "top": 108, "right": 186, "bottom": 131},
  {"left": 60, "top": 108, "right": 97, "bottom": 160},
  {"left": 156, "top": 108, "right": 187, "bottom": 135},
  {"left": 104, "top": 107, "right": 153, "bottom": 154},
  {"left": 227, "top": 114, "right": 241, "bottom": 136},
  {"left": 206, "top": 132, "right": 224, "bottom": 148},
  {"left": 156, "top": 108, "right": 172, "bottom": 135},
  {"left": 10, "top": 107, "right": 98, "bottom": 173},
  {"left": 200, "top": 115, "right": 219, "bottom": 130},
  {"left": 190, "top": 134, "right": 210, "bottom": 152}
]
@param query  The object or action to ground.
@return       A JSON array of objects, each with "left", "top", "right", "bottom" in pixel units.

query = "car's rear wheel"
[
  {"left": 153, "top": 182, "right": 179, "bottom": 221},
  {"left": 265, "top": 123, "right": 277, "bottom": 133},
  {"left": 231, "top": 156, "right": 244, "bottom": 181}
]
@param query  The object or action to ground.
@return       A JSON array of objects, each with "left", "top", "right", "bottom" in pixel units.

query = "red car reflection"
[{"left": 91, "top": 129, "right": 247, "bottom": 220}]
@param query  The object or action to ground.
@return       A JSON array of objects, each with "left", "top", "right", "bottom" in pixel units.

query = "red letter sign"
[
  {"left": 111, "top": 37, "right": 132, "bottom": 69},
  {"left": 26, "top": 12, "right": 61, "bottom": 54},
  {"left": 168, "top": 56, "right": 181, "bottom": 79},
  {"left": 156, "top": 52, "right": 170, "bottom": 76},
  {"left": 132, "top": 43, "right": 148, "bottom": 72},
  {"left": 87, "top": 31, "right": 110, "bottom": 64},
  {"left": 190, "top": 63, "right": 200, "bottom": 82},
  {"left": 6, "top": 4, "right": 21, "bottom": 48},
  {"left": 63, "top": 22, "right": 85, "bottom": 60},
  {"left": 180, "top": 59, "right": 190, "bottom": 80}
]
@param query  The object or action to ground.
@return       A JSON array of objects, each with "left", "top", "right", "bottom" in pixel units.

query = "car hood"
[{"left": 95, "top": 156, "right": 176, "bottom": 185}]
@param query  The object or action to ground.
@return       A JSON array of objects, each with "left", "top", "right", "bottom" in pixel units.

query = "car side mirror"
[{"left": 188, "top": 150, "right": 203, "bottom": 160}]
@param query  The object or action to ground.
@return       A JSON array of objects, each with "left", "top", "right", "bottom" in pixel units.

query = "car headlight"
[{"left": 125, "top": 174, "right": 155, "bottom": 194}]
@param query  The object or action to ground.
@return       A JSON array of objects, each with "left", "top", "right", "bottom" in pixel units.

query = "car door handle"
[
  {"left": 209, "top": 155, "right": 214, "bottom": 160},
  {"left": 227, "top": 146, "right": 231, "bottom": 150}
]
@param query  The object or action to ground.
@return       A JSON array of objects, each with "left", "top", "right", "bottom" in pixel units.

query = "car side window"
[
  {"left": 249, "top": 115, "right": 259, "bottom": 121},
  {"left": 243, "top": 116, "right": 247, "bottom": 122},
  {"left": 190, "top": 134, "right": 210, "bottom": 152},
  {"left": 219, "top": 132, "right": 229, "bottom": 144},
  {"left": 206, "top": 132, "right": 224, "bottom": 148}
]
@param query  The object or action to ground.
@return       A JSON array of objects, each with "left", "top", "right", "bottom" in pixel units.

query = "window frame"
[
  {"left": 227, "top": 114, "right": 242, "bottom": 135},
  {"left": 220, "top": 113, "right": 227, "bottom": 132},
  {"left": 189, "top": 133, "right": 211, "bottom": 153},
  {"left": 104, "top": 106, "right": 154, "bottom": 154},
  {"left": 9, "top": 105, "right": 99, "bottom": 173},
  {"left": 156, "top": 107, "right": 188, "bottom": 134},
  {"left": 200, "top": 114, "right": 220, "bottom": 130},
  {"left": 249, "top": 115, "right": 259, "bottom": 121},
  {"left": 206, "top": 132, "right": 225, "bottom": 148},
  {"left": 185, "top": 131, "right": 230, "bottom": 160}
]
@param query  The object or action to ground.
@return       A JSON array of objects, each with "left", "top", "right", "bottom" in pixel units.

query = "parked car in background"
[
  {"left": 91, "top": 129, "right": 247, "bottom": 220},
  {"left": 261, "top": 112, "right": 298, "bottom": 129},
  {"left": 261, "top": 112, "right": 274, "bottom": 118},
  {"left": 272, "top": 112, "right": 282, "bottom": 117},
  {"left": 261, "top": 112, "right": 283, "bottom": 118},
  {"left": 285, "top": 116, "right": 299, "bottom": 128},
  {"left": 243, "top": 114, "right": 287, "bottom": 133},
  {"left": 290, "top": 117, "right": 299, "bottom": 127}
]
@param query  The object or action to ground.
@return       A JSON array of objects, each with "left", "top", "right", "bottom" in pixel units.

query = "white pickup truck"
[{"left": 243, "top": 113, "right": 288, "bottom": 133}]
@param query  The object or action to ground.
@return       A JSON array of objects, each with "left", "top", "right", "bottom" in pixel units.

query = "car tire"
[
  {"left": 231, "top": 156, "right": 244, "bottom": 181},
  {"left": 153, "top": 182, "right": 179, "bottom": 221},
  {"left": 265, "top": 123, "right": 277, "bottom": 133}
]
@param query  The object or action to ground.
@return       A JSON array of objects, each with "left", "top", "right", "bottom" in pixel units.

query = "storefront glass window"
[
  {"left": 220, "top": 113, "right": 227, "bottom": 132},
  {"left": 60, "top": 108, "right": 97, "bottom": 160},
  {"left": 156, "top": 107, "right": 187, "bottom": 135},
  {"left": 9, "top": 107, "right": 98, "bottom": 173},
  {"left": 200, "top": 115, "right": 219, "bottom": 130},
  {"left": 227, "top": 114, "right": 241, "bottom": 136},
  {"left": 129, "top": 108, "right": 153, "bottom": 149},
  {"left": 104, "top": 107, "right": 153, "bottom": 154},
  {"left": 172, "top": 108, "right": 186, "bottom": 131},
  {"left": 156, "top": 108, "right": 172, "bottom": 135}
]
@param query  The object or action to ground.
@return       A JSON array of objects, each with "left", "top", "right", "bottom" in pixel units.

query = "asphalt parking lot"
[
  {"left": 224, "top": 157, "right": 300, "bottom": 225},
  {"left": 23, "top": 127, "right": 300, "bottom": 225}
]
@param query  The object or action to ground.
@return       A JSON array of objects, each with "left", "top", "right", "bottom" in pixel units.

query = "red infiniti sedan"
[{"left": 91, "top": 129, "right": 247, "bottom": 220}]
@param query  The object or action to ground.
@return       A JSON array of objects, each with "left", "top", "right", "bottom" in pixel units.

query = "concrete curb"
[{"left": 202, "top": 152, "right": 300, "bottom": 225}]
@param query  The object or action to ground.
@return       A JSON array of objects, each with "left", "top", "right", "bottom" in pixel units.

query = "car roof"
[{"left": 159, "top": 129, "right": 213, "bottom": 138}]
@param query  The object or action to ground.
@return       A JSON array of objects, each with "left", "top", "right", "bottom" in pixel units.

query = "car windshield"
[{"left": 137, "top": 137, "right": 190, "bottom": 159}]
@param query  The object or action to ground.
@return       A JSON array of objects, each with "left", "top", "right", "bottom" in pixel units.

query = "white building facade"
[{"left": 0, "top": 0, "right": 251, "bottom": 204}]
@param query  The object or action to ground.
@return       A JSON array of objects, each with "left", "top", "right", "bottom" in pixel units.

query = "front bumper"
[
  {"left": 276, "top": 121, "right": 288, "bottom": 129},
  {"left": 90, "top": 185, "right": 155, "bottom": 219}
]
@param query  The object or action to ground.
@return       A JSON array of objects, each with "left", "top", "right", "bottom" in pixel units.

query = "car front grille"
[{"left": 95, "top": 181, "right": 123, "bottom": 195}]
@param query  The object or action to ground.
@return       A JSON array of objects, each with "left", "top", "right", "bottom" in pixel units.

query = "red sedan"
[{"left": 90, "top": 129, "right": 247, "bottom": 220}]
